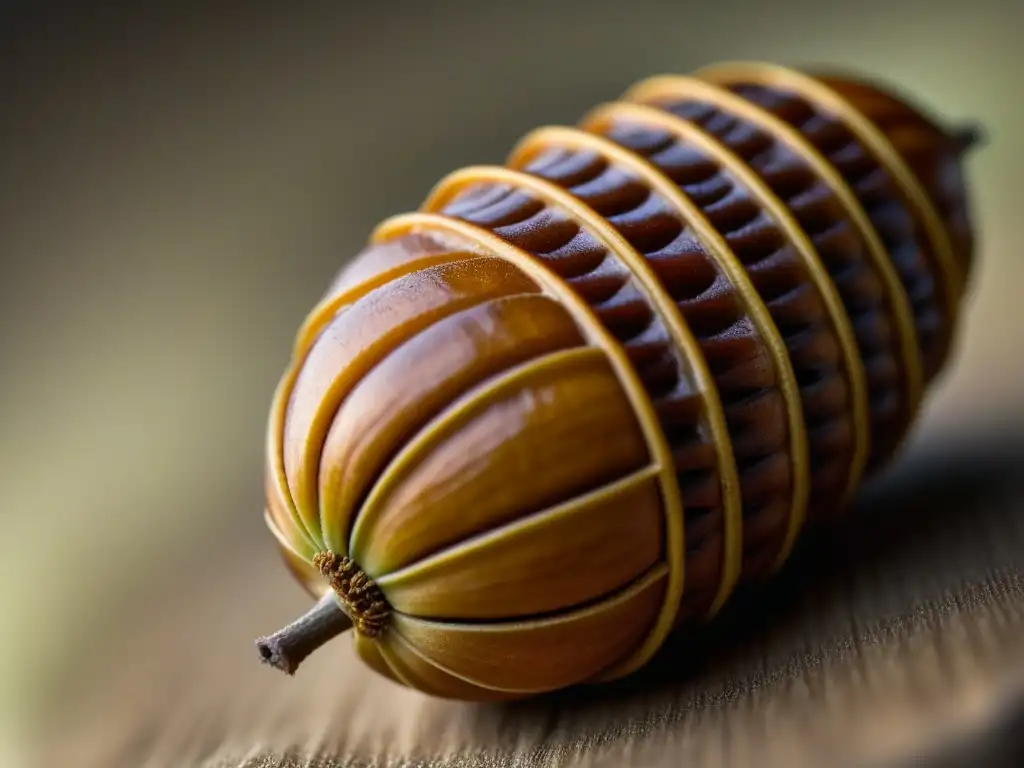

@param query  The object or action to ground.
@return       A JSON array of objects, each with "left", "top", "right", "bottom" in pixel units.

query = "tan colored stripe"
[
  {"left": 265, "top": 363, "right": 323, "bottom": 550},
  {"left": 623, "top": 74, "right": 925, "bottom": 456},
  {"left": 292, "top": 250, "right": 475, "bottom": 363},
  {"left": 696, "top": 62, "right": 961, "bottom": 347},
  {"left": 494, "top": 135, "right": 811, "bottom": 574},
  {"left": 576, "top": 104, "right": 870, "bottom": 505},
  {"left": 370, "top": 212, "right": 684, "bottom": 683},
  {"left": 389, "top": 563, "right": 670, "bottom": 694},
  {"left": 500, "top": 129, "right": 743, "bottom": 615}
]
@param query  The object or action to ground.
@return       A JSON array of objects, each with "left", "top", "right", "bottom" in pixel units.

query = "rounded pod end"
[{"left": 257, "top": 224, "right": 683, "bottom": 699}]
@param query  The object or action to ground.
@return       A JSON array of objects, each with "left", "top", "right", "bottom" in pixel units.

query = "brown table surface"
[{"left": 36, "top": 430, "right": 1024, "bottom": 768}]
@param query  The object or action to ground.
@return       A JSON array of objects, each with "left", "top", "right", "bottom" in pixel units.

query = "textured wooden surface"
[{"left": 37, "top": 431, "right": 1024, "bottom": 768}]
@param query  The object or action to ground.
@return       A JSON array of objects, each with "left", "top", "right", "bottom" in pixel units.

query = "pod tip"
[{"left": 954, "top": 123, "right": 987, "bottom": 155}]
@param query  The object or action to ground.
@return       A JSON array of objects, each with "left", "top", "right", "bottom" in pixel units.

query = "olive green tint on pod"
[{"left": 256, "top": 61, "right": 980, "bottom": 701}]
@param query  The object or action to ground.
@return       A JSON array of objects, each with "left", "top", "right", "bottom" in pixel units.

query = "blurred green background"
[{"left": 0, "top": 1, "right": 1020, "bottom": 764}]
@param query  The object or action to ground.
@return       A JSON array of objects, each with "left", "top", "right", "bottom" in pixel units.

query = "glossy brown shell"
[{"left": 263, "top": 62, "right": 977, "bottom": 700}]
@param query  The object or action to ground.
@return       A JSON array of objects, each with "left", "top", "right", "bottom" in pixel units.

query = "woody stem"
[{"left": 255, "top": 592, "right": 353, "bottom": 675}]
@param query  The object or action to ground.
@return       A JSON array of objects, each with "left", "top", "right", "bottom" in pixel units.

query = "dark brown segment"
[
  {"left": 442, "top": 165, "right": 806, "bottom": 590},
  {"left": 708, "top": 83, "right": 951, "bottom": 382},
  {"left": 510, "top": 149, "right": 801, "bottom": 575},
  {"left": 438, "top": 178, "right": 744, "bottom": 612},
  {"left": 812, "top": 73, "right": 976, "bottom": 284},
  {"left": 570, "top": 125, "right": 856, "bottom": 520},
  {"left": 604, "top": 104, "right": 911, "bottom": 470}
]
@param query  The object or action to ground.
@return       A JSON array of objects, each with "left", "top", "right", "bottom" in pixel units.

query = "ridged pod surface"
[{"left": 260, "top": 62, "right": 978, "bottom": 701}]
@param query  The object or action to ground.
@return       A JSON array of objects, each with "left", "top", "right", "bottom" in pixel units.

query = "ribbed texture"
[
  {"left": 263, "top": 62, "right": 976, "bottom": 699},
  {"left": 434, "top": 175, "right": 746, "bottom": 612},
  {"left": 601, "top": 99, "right": 916, "bottom": 469},
  {"left": 716, "top": 82, "right": 952, "bottom": 379},
  {"left": 406, "top": 65, "right": 970, "bottom": 610},
  {"left": 580, "top": 121, "right": 859, "bottom": 522}
]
